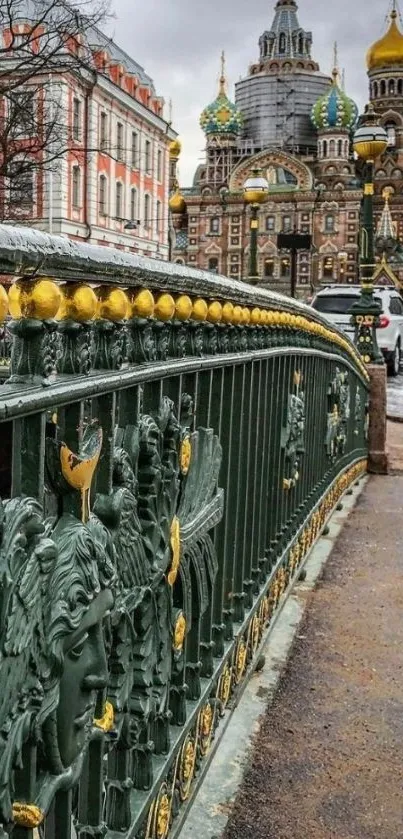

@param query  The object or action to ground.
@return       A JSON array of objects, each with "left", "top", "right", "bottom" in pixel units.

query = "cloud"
[{"left": 111, "top": 0, "right": 393, "bottom": 184}]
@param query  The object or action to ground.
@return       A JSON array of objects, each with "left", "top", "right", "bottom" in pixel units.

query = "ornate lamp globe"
[
  {"left": 353, "top": 105, "right": 388, "bottom": 161},
  {"left": 243, "top": 169, "right": 270, "bottom": 205}
]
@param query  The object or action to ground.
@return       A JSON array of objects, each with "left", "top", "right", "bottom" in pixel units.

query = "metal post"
[
  {"left": 248, "top": 204, "right": 259, "bottom": 282},
  {"left": 290, "top": 247, "right": 297, "bottom": 299}
]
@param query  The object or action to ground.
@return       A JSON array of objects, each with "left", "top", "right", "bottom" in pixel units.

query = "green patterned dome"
[
  {"left": 200, "top": 54, "right": 243, "bottom": 137},
  {"left": 311, "top": 70, "right": 358, "bottom": 132}
]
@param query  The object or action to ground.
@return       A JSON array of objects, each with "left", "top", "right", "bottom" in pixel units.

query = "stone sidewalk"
[{"left": 223, "top": 471, "right": 403, "bottom": 839}]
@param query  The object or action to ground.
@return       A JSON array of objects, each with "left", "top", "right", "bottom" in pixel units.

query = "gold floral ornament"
[
  {"left": 13, "top": 803, "right": 44, "bottom": 827},
  {"left": 156, "top": 792, "right": 171, "bottom": 839},
  {"left": 10, "top": 278, "right": 62, "bottom": 320},
  {"left": 179, "top": 736, "right": 197, "bottom": 801},
  {"left": 168, "top": 516, "right": 181, "bottom": 586},
  {"left": 199, "top": 702, "right": 215, "bottom": 757},
  {"left": 218, "top": 662, "right": 232, "bottom": 711},
  {"left": 94, "top": 700, "right": 114, "bottom": 732},
  {"left": 248, "top": 613, "right": 261, "bottom": 656},
  {"left": 0, "top": 284, "right": 8, "bottom": 322},
  {"left": 180, "top": 436, "right": 192, "bottom": 476},
  {"left": 234, "top": 637, "right": 247, "bottom": 685},
  {"left": 173, "top": 612, "right": 187, "bottom": 652}
]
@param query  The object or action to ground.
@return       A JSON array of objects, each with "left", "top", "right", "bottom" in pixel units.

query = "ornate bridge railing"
[{"left": 0, "top": 227, "right": 368, "bottom": 839}]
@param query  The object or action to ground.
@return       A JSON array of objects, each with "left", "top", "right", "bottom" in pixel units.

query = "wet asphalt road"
[{"left": 387, "top": 368, "right": 403, "bottom": 419}]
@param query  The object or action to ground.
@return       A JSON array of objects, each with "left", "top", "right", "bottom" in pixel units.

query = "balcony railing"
[{"left": 0, "top": 225, "right": 368, "bottom": 839}]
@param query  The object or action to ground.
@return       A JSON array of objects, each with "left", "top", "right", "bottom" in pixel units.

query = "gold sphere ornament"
[
  {"left": 97, "top": 288, "right": 129, "bottom": 322},
  {"left": 132, "top": 289, "right": 155, "bottom": 318},
  {"left": 242, "top": 307, "right": 251, "bottom": 324},
  {"left": 233, "top": 305, "right": 243, "bottom": 325},
  {"left": 8, "top": 283, "right": 21, "bottom": 318},
  {"left": 155, "top": 293, "right": 175, "bottom": 321},
  {"left": 175, "top": 295, "right": 193, "bottom": 321},
  {"left": 60, "top": 284, "right": 97, "bottom": 322},
  {"left": 18, "top": 279, "right": 62, "bottom": 320},
  {"left": 0, "top": 285, "right": 8, "bottom": 322},
  {"left": 207, "top": 300, "right": 223, "bottom": 323},
  {"left": 251, "top": 307, "right": 261, "bottom": 325},
  {"left": 169, "top": 189, "right": 186, "bottom": 215},
  {"left": 222, "top": 301, "right": 234, "bottom": 323},
  {"left": 169, "top": 138, "right": 182, "bottom": 158},
  {"left": 192, "top": 298, "right": 208, "bottom": 322}
]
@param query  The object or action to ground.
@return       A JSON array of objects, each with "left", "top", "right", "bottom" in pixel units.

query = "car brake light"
[{"left": 379, "top": 315, "right": 390, "bottom": 329}]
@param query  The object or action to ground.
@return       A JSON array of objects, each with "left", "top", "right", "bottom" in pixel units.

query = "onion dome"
[
  {"left": 311, "top": 66, "right": 358, "bottom": 132},
  {"left": 367, "top": 7, "right": 403, "bottom": 71},
  {"left": 200, "top": 52, "right": 243, "bottom": 137},
  {"left": 169, "top": 188, "right": 186, "bottom": 214},
  {"left": 169, "top": 138, "right": 182, "bottom": 159}
]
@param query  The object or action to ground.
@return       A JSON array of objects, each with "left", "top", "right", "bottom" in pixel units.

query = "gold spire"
[
  {"left": 331, "top": 41, "right": 340, "bottom": 85},
  {"left": 219, "top": 50, "right": 227, "bottom": 96},
  {"left": 367, "top": 3, "right": 403, "bottom": 70}
]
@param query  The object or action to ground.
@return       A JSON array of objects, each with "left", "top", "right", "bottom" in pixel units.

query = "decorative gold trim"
[
  {"left": 94, "top": 700, "right": 114, "bottom": 732},
  {"left": 168, "top": 516, "right": 181, "bottom": 586},
  {"left": 13, "top": 803, "right": 45, "bottom": 827},
  {"left": 173, "top": 612, "right": 186, "bottom": 652},
  {"left": 180, "top": 437, "right": 192, "bottom": 476}
]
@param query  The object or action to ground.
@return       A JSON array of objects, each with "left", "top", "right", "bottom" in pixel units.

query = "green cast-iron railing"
[{"left": 0, "top": 226, "right": 369, "bottom": 839}]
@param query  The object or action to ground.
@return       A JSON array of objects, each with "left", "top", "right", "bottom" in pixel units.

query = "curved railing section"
[{"left": 0, "top": 226, "right": 368, "bottom": 839}]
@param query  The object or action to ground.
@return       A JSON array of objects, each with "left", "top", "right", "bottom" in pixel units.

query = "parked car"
[{"left": 311, "top": 285, "right": 403, "bottom": 376}]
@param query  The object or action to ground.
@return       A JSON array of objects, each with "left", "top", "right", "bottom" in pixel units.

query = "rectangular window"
[
  {"left": 266, "top": 216, "right": 275, "bottom": 232},
  {"left": 210, "top": 217, "right": 220, "bottom": 234},
  {"left": 144, "top": 194, "right": 150, "bottom": 227},
  {"left": 157, "top": 149, "right": 163, "bottom": 181},
  {"left": 145, "top": 140, "right": 151, "bottom": 173},
  {"left": 73, "top": 97, "right": 81, "bottom": 141},
  {"left": 131, "top": 132, "right": 138, "bottom": 168},
  {"left": 264, "top": 258, "right": 275, "bottom": 278},
  {"left": 115, "top": 182, "right": 123, "bottom": 218},
  {"left": 99, "top": 175, "right": 107, "bottom": 215},
  {"left": 72, "top": 166, "right": 81, "bottom": 208},
  {"left": 156, "top": 200, "right": 162, "bottom": 232},
  {"left": 130, "top": 188, "right": 137, "bottom": 222},
  {"left": 8, "top": 165, "right": 33, "bottom": 208},
  {"left": 100, "top": 112, "right": 107, "bottom": 150},
  {"left": 282, "top": 216, "right": 292, "bottom": 232},
  {"left": 116, "top": 122, "right": 124, "bottom": 162},
  {"left": 9, "top": 90, "right": 35, "bottom": 138}
]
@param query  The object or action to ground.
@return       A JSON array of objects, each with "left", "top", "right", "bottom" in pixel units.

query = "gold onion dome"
[
  {"left": 169, "top": 138, "right": 182, "bottom": 158},
  {"left": 200, "top": 52, "right": 243, "bottom": 137},
  {"left": 367, "top": 8, "right": 403, "bottom": 70},
  {"left": 169, "top": 188, "right": 186, "bottom": 214}
]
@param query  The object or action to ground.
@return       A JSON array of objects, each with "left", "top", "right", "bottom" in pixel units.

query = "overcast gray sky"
[{"left": 111, "top": 0, "right": 395, "bottom": 185}]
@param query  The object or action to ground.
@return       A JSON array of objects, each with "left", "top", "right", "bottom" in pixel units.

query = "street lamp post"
[
  {"left": 351, "top": 104, "right": 388, "bottom": 364},
  {"left": 243, "top": 169, "right": 269, "bottom": 284}
]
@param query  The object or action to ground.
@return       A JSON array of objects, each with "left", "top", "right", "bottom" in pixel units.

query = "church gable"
[{"left": 229, "top": 150, "right": 313, "bottom": 193}]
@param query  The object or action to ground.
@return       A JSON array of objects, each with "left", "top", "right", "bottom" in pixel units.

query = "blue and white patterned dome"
[{"left": 312, "top": 71, "right": 358, "bottom": 132}]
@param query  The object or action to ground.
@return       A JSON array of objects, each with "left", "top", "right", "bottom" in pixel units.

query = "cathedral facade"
[{"left": 170, "top": 0, "right": 403, "bottom": 297}]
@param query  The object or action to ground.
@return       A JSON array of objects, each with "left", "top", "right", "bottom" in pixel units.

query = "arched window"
[
  {"left": 115, "top": 182, "right": 123, "bottom": 219},
  {"left": 344, "top": 139, "right": 349, "bottom": 157},
  {"left": 385, "top": 121, "right": 397, "bottom": 147},
  {"left": 130, "top": 187, "right": 137, "bottom": 222},
  {"left": 264, "top": 257, "right": 275, "bottom": 278},
  {"left": 329, "top": 139, "right": 336, "bottom": 157},
  {"left": 210, "top": 216, "right": 220, "bottom": 234},
  {"left": 99, "top": 174, "right": 107, "bottom": 215},
  {"left": 398, "top": 79, "right": 403, "bottom": 96},
  {"left": 298, "top": 33, "right": 304, "bottom": 53},
  {"left": 144, "top": 194, "right": 151, "bottom": 227},
  {"left": 156, "top": 200, "right": 162, "bottom": 233},
  {"left": 208, "top": 257, "right": 219, "bottom": 273},
  {"left": 323, "top": 256, "right": 334, "bottom": 278},
  {"left": 325, "top": 214, "right": 335, "bottom": 233},
  {"left": 373, "top": 82, "right": 378, "bottom": 98},
  {"left": 389, "top": 79, "right": 395, "bottom": 95},
  {"left": 322, "top": 139, "right": 328, "bottom": 158},
  {"left": 72, "top": 165, "right": 81, "bottom": 208},
  {"left": 337, "top": 139, "right": 343, "bottom": 157},
  {"left": 279, "top": 32, "right": 286, "bottom": 53},
  {"left": 380, "top": 80, "right": 386, "bottom": 96}
]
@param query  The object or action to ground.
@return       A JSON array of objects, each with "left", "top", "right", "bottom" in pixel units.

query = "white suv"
[{"left": 311, "top": 285, "right": 403, "bottom": 376}]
